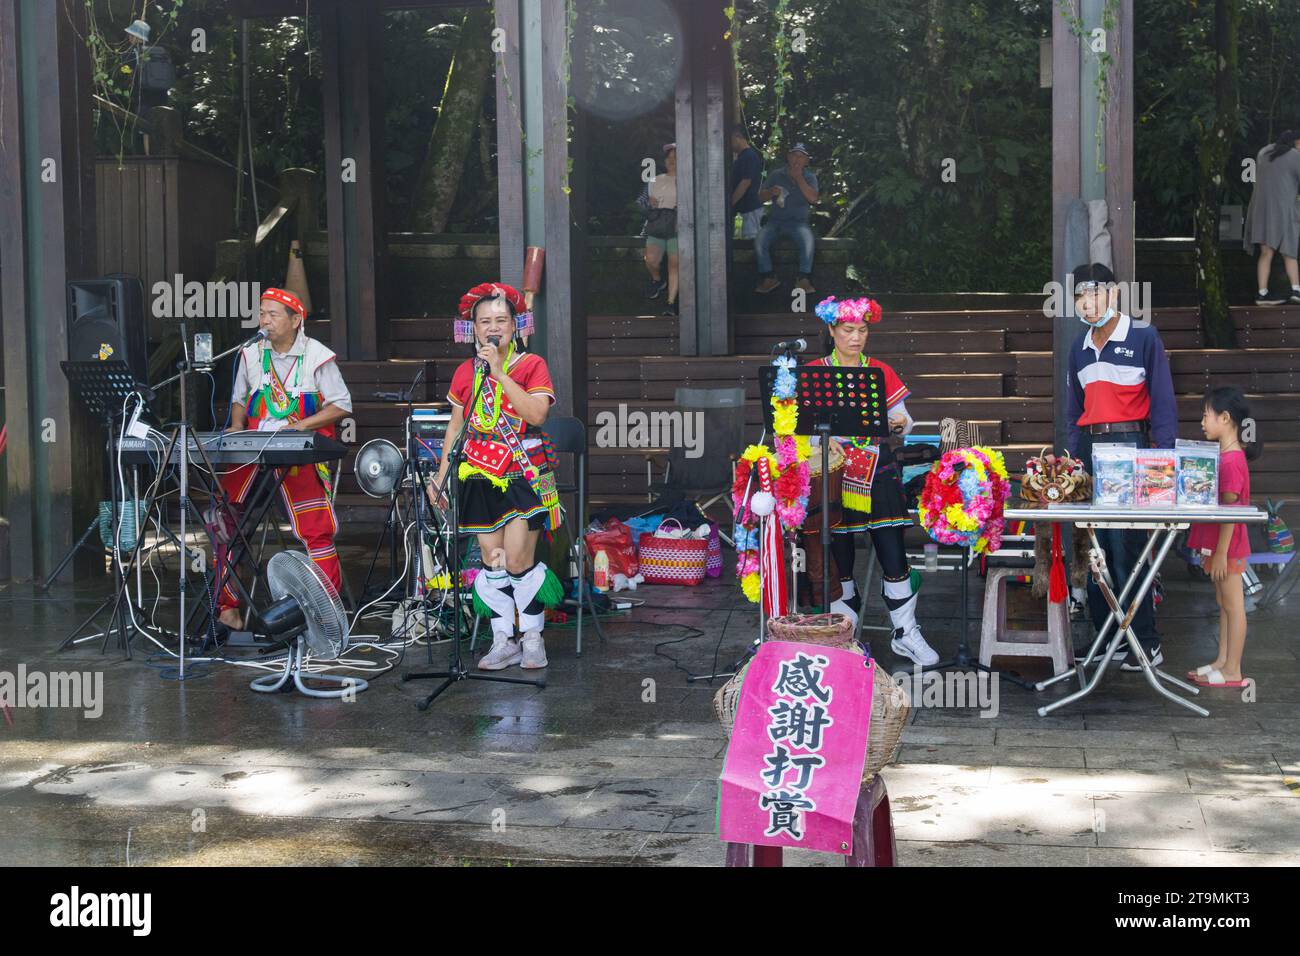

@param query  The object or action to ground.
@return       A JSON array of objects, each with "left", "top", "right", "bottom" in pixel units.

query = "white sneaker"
[
  {"left": 520, "top": 631, "right": 548, "bottom": 669},
  {"left": 479, "top": 635, "right": 522, "bottom": 670},
  {"left": 891, "top": 628, "right": 939, "bottom": 666}
]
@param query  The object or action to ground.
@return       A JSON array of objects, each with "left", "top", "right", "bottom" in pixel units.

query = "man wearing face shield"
[{"left": 1065, "top": 263, "right": 1177, "bottom": 669}]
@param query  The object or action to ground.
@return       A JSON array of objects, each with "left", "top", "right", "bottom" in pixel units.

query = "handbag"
[
  {"left": 638, "top": 518, "right": 707, "bottom": 585},
  {"left": 645, "top": 206, "right": 677, "bottom": 240}
]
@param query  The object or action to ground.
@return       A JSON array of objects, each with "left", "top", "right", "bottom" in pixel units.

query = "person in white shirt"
[
  {"left": 643, "top": 143, "right": 679, "bottom": 315},
  {"left": 213, "top": 287, "right": 352, "bottom": 629}
]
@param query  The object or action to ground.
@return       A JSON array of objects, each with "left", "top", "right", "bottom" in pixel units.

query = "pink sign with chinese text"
[{"left": 718, "top": 642, "right": 875, "bottom": 854}]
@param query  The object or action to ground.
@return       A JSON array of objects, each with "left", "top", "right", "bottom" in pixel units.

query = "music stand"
[
  {"left": 51, "top": 360, "right": 149, "bottom": 653},
  {"left": 759, "top": 364, "right": 889, "bottom": 615}
]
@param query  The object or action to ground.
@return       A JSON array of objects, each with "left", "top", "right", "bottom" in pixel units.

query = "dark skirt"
[
  {"left": 457, "top": 473, "right": 550, "bottom": 534},
  {"left": 836, "top": 443, "right": 911, "bottom": 534}
]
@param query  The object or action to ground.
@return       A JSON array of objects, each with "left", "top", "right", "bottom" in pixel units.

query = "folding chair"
[
  {"left": 545, "top": 415, "right": 606, "bottom": 655},
  {"left": 648, "top": 387, "right": 746, "bottom": 544},
  {"left": 467, "top": 416, "right": 605, "bottom": 657}
]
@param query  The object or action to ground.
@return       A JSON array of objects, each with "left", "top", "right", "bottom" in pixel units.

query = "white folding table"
[{"left": 1003, "top": 503, "right": 1267, "bottom": 717}]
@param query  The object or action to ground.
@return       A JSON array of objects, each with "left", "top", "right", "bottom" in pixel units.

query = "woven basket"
[
  {"left": 713, "top": 635, "right": 911, "bottom": 784},
  {"left": 766, "top": 612, "right": 856, "bottom": 646}
]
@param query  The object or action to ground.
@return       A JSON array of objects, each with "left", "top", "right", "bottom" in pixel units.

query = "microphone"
[
  {"left": 476, "top": 335, "right": 502, "bottom": 371},
  {"left": 246, "top": 329, "right": 269, "bottom": 346},
  {"left": 773, "top": 338, "right": 808, "bottom": 353}
]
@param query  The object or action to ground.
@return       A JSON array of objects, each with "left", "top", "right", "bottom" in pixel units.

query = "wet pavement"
[{"left": 2, "top": 533, "right": 1298, "bottom": 866}]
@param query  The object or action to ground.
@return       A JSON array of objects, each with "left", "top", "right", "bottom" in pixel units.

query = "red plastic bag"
[{"left": 584, "top": 518, "right": 639, "bottom": 577}]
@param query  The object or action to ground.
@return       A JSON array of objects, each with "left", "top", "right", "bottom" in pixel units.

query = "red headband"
[
  {"left": 459, "top": 282, "right": 525, "bottom": 319},
  {"left": 261, "top": 287, "right": 304, "bottom": 317}
]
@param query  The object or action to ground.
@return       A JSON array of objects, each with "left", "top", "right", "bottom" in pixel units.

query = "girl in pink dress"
[{"left": 1186, "top": 387, "right": 1259, "bottom": 688}]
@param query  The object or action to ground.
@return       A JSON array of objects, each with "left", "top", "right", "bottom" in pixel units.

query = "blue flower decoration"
[{"left": 814, "top": 297, "right": 840, "bottom": 324}]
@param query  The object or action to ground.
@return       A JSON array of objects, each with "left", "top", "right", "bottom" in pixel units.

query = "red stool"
[{"left": 725, "top": 773, "right": 896, "bottom": 867}]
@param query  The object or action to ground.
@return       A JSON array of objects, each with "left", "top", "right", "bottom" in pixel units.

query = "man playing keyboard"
[{"left": 213, "top": 287, "right": 352, "bottom": 629}]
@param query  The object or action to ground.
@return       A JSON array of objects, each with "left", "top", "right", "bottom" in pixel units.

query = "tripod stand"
[
  {"left": 403, "top": 361, "right": 544, "bottom": 709},
  {"left": 49, "top": 360, "right": 154, "bottom": 654}
]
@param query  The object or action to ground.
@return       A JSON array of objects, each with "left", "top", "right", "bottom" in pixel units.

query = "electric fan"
[
  {"left": 249, "top": 550, "right": 368, "bottom": 698},
  {"left": 354, "top": 438, "right": 404, "bottom": 498}
]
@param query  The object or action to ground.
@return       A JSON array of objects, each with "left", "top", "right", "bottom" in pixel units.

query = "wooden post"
[
  {"left": 0, "top": 0, "right": 97, "bottom": 580},
  {"left": 1051, "top": 3, "right": 1082, "bottom": 457},
  {"left": 499, "top": 0, "right": 586, "bottom": 427},
  {"left": 494, "top": 0, "right": 524, "bottom": 291},
  {"left": 1051, "top": 0, "right": 1134, "bottom": 454},
  {"left": 1103, "top": 0, "right": 1135, "bottom": 283},
  {"left": 674, "top": 1, "right": 732, "bottom": 357},
  {"left": 320, "top": 0, "right": 386, "bottom": 360}
]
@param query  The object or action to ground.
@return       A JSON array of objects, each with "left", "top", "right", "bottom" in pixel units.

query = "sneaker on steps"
[
  {"left": 479, "top": 635, "right": 522, "bottom": 670},
  {"left": 520, "top": 631, "right": 548, "bottom": 669},
  {"left": 890, "top": 628, "right": 939, "bottom": 666}
]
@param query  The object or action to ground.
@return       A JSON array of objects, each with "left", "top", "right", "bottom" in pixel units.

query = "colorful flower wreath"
[
  {"left": 918, "top": 446, "right": 1011, "bottom": 555},
  {"left": 814, "top": 295, "right": 883, "bottom": 326},
  {"left": 731, "top": 355, "right": 813, "bottom": 603}
]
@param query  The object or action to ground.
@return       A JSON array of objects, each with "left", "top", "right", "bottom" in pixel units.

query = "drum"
[
  {"left": 800, "top": 440, "right": 846, "bottom": 608},
  {"left": 804, "top": 439, "right": 846, "bottom": 528}
]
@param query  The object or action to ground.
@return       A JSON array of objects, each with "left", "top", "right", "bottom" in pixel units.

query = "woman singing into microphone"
[
  {"left": 428, "top": 283, "right": 564, "bottom": 671},
  {"left": 809, "top": 296, "right": 939, "bottom": 666}
]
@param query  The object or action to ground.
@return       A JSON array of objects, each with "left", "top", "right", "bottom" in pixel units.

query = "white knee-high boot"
[
  {"left": 510, "top": 562, "right": 562, "bottom": 669},
  {"left": 473, "top": 568, "right": 517, "bottom": 641},
  {"left": 883, "top": 569, "right": 938, "bottom": 665}
]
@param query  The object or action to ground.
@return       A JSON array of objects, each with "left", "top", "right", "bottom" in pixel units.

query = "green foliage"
[
  {"left": 726, "top": 0, "right": 1055, "bottom": 292},
  {"left": 1135, "top": 0, "right": 1300, "bottom": 236},
  {"left": 90, "top": 3, "right": 495, "bottom": 233}
]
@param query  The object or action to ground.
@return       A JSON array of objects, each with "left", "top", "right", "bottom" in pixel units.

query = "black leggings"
[{"left": 831, "top": 526, "right": 910, "bottom": 584}]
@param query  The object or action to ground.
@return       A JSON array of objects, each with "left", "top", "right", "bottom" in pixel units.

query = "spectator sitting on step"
[{"left": 754, "top": 142, "right": 819, "bottom": 295}]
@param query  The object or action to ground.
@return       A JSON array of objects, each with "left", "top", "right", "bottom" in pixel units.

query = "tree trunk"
[
  {"left": 1194, "top": 0, "right": 1239, "bottom": 348},
  {"left": 410, "top": 7, "right": 494, "bottom": 231}
]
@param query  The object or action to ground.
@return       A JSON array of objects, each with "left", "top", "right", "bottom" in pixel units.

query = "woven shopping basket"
[
  {"left": 713, "top": 613, "right": 910, "bottom": 784},
  {"left": 638, "top": 518, "right": 708, "bottom": 585}
]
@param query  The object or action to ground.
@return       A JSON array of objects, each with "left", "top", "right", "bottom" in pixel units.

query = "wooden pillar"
[
  {"left": 674, "top": 0, "right": 732, "bottom": 357},
  {"left": 498, "top": 0, "right": 586, "bottom": 426},
  {"left": 1050, "top": 3, "right": 1082, "bottom": 456},
  {"left": 1103, "top": 0, "right": 1135, "bottom": 283},
  {"left": 0, "top": 0, "right": 97, "bottom": 580},
  {"left": 1050, "top": 0, "right": 1134, "bottom": 454},
  {"left": 494, "top": 0, "right": 525, "bottom": 292},
  {"left": 320, "top": 0, "right": 386, "bottom": 360}
]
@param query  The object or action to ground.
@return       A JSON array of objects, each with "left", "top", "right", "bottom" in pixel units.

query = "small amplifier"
[{"left": 408, "top": 409, "right": 451, "bottom": 462}]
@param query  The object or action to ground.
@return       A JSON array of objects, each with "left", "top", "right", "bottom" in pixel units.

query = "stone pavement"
[{"left": 1, "top": 540, "right": 1297, "bottom": 866}]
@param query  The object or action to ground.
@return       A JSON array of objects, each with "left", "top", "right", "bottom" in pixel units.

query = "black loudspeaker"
[{"left": 67, "top": 275, "right": 148, "bottom": 383}]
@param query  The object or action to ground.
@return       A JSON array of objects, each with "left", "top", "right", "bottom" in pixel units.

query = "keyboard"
[{"left": 119, "top": 430, "right": 347, "bottom": 467}]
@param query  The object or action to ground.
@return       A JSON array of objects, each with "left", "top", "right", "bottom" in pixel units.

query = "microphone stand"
[
  {"left": 685, "top": 342, "right": 799, "bottom": 683},
  {"left": 404, "top": 348, "right": 545, "bottom": 709},
  {"left": 151, "top": 329, "right": 267, "bottom": 665},
  {"left": 360, "top": 363, "right": 427, "bottom": 601}
]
